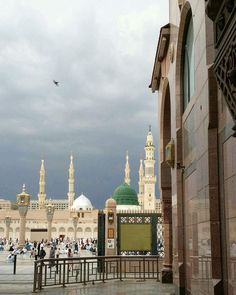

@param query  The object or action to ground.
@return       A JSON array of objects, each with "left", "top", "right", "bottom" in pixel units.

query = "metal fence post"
[
  {"left": 119, "top": 256, "right": 122, "bottom": 281},
  {"left": 33, "top": 260, "right": 38, "bottom": 292},
  {"left": 39, "top": 260, "right": 43, "bottom": 290},
  {"left": 143, "top": 257, "right": 146, "bottom": 281},
  {"left": 62, "top": 260, "right": 66, "bottom": 287},
  {"left": 156, "top": 256, "right": 159, "bottom": 282},
  {"left": 13, "top": 254, "right": 17, "bottom": 274},
  {"left": 83, "top": 258, "right": 87, "bottom": 285}
]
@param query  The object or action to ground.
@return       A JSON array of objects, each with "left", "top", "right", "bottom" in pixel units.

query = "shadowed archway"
[{"left": 160, "top": 78, "right": 173, "bottom": 283}]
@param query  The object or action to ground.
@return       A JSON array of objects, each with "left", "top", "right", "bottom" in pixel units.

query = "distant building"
[
  {"left": 0, "top": 155, "right": 98, "bottom": 241},
  {"left": 0, "top": 128, "right": 161, "bottom": 242},
  {"left": 112, "top": 127, "right": 161, "bottom": 213},
  {"left": 0, "top": 199, "right": 17, "bottom": 210}
]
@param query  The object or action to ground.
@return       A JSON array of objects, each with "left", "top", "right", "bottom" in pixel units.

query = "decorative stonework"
[
  {"left": 120, "top": 216, "right": 151, "bottom": 224},
  {"left": 214, "top": 0, "right": 235, "bottom": 46},
  {"left": 206, "top": 0, "right": 236, "bottom": 135},
  {"left": 177, "top": 0, "right": 183, "bottom": 10},
  {"left": 117, "top": 213, "right": 164, "bottom": 257},
  {"left": 205, "top": 1, "right": 223, "bottom": 22},
  {"left": 169, "top": 43, "right": 175, "bottom": 63},
  {"left": 214, "top": 27, "right": 236, "bottom": 134}
]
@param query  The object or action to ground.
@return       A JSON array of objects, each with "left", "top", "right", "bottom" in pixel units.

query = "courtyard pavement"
[{"left": 0, "top": 249, "right": 175, "bottom": 295}]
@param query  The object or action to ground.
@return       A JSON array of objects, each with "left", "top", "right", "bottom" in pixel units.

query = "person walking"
[
  {"left": 55, "top": 247, "right": 60, "bottom": 258},
  {"left": 39, "top": 246, "right": 46, "bottom": 260},
  {"left": 67, "top": 248, "right": 73, "bottom": 271},
  {"left": 49, "top": 246, "right": 55, "bottom": 268},
  {"left": 55, "top": 247, "right": 60, "bottom": 273}
]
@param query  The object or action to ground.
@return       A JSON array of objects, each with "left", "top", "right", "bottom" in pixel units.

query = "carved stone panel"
[{"left": 214, "top": 25, "right": 236, "bottom": 134}]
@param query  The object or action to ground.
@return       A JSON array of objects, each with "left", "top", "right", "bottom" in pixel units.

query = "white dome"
[{"left": 72, "top": 194, "right": 93, "bottom": 211}]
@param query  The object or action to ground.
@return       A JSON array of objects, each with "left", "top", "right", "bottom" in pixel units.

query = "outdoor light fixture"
[
  {"left": 108, "top": 210, "right": 114, "bottom": 224},
  {"left": 165, "top": 139, "right": 175, "bottom": 168}
]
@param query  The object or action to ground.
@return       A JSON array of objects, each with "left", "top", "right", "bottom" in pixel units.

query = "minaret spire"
[
  {"left": 138, "top": 158, "right": 144, "bottom": 208},
  {"left": 38, "top": 159, "right": 46, "bottom": 209},
  {"left": 124, "top": 151, "right": 130, "bottom": 185},
  {"left": 143, "top": 127, "right": 156, "bottom": 210},
  {"left": 67, "top": 154, "right": 75, "bottom": 208}
]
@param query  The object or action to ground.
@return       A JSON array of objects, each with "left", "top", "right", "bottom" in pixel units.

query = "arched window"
[{"left": 183, "top": 16, "right": 194, "bottom": 111}]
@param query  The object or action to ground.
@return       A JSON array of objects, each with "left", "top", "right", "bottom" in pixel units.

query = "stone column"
[
  {"left": 161, "top": 196, "right": 173, "bottom": 283},
  {"left": 46, "top": 200, "right": 55, "bottom": 243},
  {"left": 16, "top": 184, "right": 31, "bottom": 249},
  {"left": 104, "top": 198, "right": 117, "bottom": 256},
  {"left": 72, "top": 216, "right": 78, "bottom": 240},
  {"left": 4, "top": 216, "right": 12, "bottom": 240}
]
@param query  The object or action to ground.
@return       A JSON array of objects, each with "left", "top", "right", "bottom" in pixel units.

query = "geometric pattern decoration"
[
  {"left": 157, "top": 215, "right": 164, "bottom": 258},
  {"left": 210, "top": 0, "right": 236, "bottom": 135},
  {"left": 120, "top": 216, "right": 151, "bottom": 224},
  {"left": 214, "top": 29, "right": 236, "bottom": 123},
  {"left": 117, "top": 213, "right": 164, "bottom": 257}
]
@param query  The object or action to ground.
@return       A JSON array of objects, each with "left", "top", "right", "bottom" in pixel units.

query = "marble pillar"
[
  {"left": 46, "top": 201, "right": 55, "bottom": 243},
  {"left": 72, "top": 216, "right": 78, "bottom": 240},
  {"left": 16, "top": 184, "right": 30, "bottom": 249},
  {"left": 4, "top": 216, "right": 12, "bottom": 240}
]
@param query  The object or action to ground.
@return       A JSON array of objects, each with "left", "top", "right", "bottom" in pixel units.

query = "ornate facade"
[{"left": 0, "top": 156, "right": 98, "bottom": 242}]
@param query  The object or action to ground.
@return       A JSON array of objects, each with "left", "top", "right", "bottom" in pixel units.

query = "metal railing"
[
  {"left": 33, "top": 255, "right": 162, "bottom": 292},
  {"left": 189, "top": 255, "right": 212, "bottom": 280}
]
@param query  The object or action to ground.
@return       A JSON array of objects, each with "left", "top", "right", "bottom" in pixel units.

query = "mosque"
[{"left": 0, "top": 128, "right": 161, "bottom": 242}]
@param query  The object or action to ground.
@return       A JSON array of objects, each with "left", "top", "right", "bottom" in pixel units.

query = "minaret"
[
  {"left": 143, "top": 126, "right": 156, "bottom": 210},
  {"left": 124, "top": 151, "right": 130, "bottom": 185},
  {"left": 67, "top": 154, "right": 75, "bottom": 208},
  {"left": 138, "top": 159, "right": 144, "bottom": 208},
  {"left": 38, "top": 160, "right": 46, "bottom": 209}
]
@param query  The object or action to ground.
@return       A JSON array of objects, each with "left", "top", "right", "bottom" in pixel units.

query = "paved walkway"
[{"left": 0, "top": 250, "right": 175, "bottom": 295}]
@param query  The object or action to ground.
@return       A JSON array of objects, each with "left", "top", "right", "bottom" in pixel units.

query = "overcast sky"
[{"left": 0, "top": 0, "right": 169, "bottom": 208}]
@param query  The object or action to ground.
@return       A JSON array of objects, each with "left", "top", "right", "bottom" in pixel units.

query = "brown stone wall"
[
  {"left": 222, "top": 135, "right": 236, "bottom": 294},
  {"left": 154, "top": 1, "right": 226, "bottom": 294}
]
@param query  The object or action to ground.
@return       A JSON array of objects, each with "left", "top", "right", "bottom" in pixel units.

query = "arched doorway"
[
  {"left": 59, "top": 227, "right": 66, "bottom": 241},
  {"left": 84, "top": 227, "right": 92, "bottom": 239},
  {"left": 76, "top": 227, "right": 83, "bottom": 239},
  {"left": 174, "top": 2, "right": 192, "bottom": 292},
  {"left": 67, "top": 227, "right": 74, "bottom": 240},
  {"left": 160, "top": 79, "right": 173, "bottom": 283},
  {"left": 51, "top": 227, "right": 57, "bottom": 239}
]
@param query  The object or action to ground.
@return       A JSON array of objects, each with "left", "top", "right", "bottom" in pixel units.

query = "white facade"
[
  {"left": 0, "top": 156, "right": 98, "bottom": 241},
  {"left": 138, "top": 128, "right": 157, "bottom": 211},
  {"left": 0, "top": 205, "right": 98, "bottom": 241}
]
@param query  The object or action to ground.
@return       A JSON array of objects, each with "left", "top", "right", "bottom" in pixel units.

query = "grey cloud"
[{"left": 0, "top": 0, "right": 168, "bottom": 208}]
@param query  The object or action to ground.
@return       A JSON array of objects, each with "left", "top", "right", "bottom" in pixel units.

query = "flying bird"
[{"left": 53, "top": 80, "right": 59, "bottom": 86}]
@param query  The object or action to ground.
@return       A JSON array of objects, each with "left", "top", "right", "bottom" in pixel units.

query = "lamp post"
[
  {"left": 72, "top": 215, "right": 78, "bottom": 240},
  {"left": 46, "top": 200, "right": 55, "bottom": 243},
  {"left": 4, "top": 216, "right": 12, "bottom": 240},
  {"left": 16, "top": 184, "right": 31, "bottom": 249}
]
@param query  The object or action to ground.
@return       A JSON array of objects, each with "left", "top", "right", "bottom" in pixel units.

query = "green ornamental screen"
[{"left": 120, "top": 223, "right": 151, "bottom": 251}]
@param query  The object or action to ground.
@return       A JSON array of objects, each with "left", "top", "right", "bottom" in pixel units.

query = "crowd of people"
[{"left": 0, "top": 237, "right": 97, "bottom": 262}]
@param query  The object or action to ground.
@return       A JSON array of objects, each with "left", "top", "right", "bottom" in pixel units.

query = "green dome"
[{"left": 112, "top": 183, "right": 139, "bottom": 206}]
